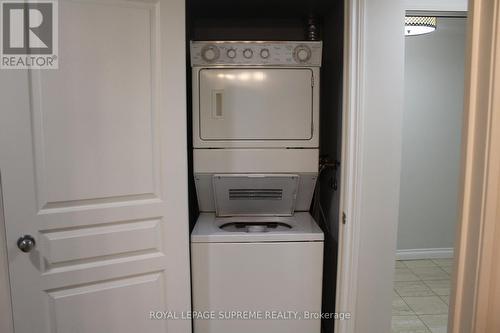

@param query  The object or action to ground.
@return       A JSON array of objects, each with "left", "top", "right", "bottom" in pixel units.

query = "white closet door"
[{"left": 0, "top": 0, "right": 191, "bottom": 332}]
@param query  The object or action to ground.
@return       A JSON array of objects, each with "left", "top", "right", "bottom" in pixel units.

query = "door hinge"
[
  {"left": 311, "top": 75, "right": 315, "bottom": 87},
  {"left": 342, "top": 212, "right": 347, "bottom": 225}
]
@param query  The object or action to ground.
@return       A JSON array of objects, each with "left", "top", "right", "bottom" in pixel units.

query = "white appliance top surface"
[
  {"left": 191, "top": 212, "right": 324, "bottom": 243},
  {"left": 191, "top": 41, "right": 322, "bottom": 66}
]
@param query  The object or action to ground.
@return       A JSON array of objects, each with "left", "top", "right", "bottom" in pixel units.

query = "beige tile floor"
[{"left": 392, "top": 259, "right": 453, "bottom": 333}]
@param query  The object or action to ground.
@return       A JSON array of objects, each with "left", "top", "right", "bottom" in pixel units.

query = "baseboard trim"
[{"left": 396, "top": 248, "right": 454, "bottom": 260}]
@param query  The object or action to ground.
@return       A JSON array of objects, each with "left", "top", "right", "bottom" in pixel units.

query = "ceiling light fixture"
[{"left": 405, "top": 16, "right": 437, "bottom": 36}]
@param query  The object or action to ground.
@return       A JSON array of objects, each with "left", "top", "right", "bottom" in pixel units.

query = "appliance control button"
[
  {"left": 201, "top": 45, "right": 219, "bottom": 62},
  {"left": 243, "top": 48, "right": 253, "bottom": 59},
  {"left": 293, "top": 45, "right": 312, "bottom": 63},
  {"left": 226, "top": 48, "right": 237, "bottom": 58},
  {"left": 260, "top": 48, "right": 270, "bottom": 59}
]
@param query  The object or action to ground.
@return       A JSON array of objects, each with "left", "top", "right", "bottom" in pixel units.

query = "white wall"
[
  {"left": 405, "top": 0, "right": 467, "bottom": 12},
  {"left": 397, "top": 17, "right": 466, "bottom": 251}
]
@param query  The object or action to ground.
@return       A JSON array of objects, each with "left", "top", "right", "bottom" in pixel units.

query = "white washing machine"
[
  {"left": 191, "top": 213, "right": 324, "bottom": 333},
  {"left": 190, "top": 41, "right": 324, "bottom": 333},
  {"left": 190, "top": 174, "right": 324, "bottom": 333}
]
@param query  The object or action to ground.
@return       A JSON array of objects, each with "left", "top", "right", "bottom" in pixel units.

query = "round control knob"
[
  {"left": 226, "top": 48, "right": 236, "bottom": 58},
  {"left": 260, "top": 48, "right": 270, "bottom": 59},
  {"left": 243, "top": 48, "right": 253, "bottom": 59},
  {"left": 293, "top": 45, "right": 312, "bottom": 63},
  {"left": 201, "top": 45, "right": 220, "bottom": 62}
]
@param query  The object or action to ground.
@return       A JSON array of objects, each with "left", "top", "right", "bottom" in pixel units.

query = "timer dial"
[
  {"left": 293, "top": 45, "right": 312, "bottom": 63},
  {"left": 201, "top": 45, "right": 220, "bottom": 62}
]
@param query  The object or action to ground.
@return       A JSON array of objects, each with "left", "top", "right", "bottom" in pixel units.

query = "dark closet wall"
[{"left": 185, "top": 1, "right": 344, "bottom": 331}]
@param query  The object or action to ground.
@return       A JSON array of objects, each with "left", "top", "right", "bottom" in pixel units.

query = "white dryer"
[
  {"left": 190, "top": 41, "right": 324, "bottom": 333},
  {"left": 191, "top": 41, "right": 321, "bottom": 149}
]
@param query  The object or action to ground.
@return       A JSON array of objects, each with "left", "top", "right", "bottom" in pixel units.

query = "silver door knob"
[{"left": 17, "top": 235, "right": 36, "bottom": 253}]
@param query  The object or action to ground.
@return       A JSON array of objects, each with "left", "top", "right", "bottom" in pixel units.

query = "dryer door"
[{"left": 195, "top": 68, "right": 318, "bottom": 147}]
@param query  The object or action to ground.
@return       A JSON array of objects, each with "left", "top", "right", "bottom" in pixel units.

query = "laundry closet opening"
[{"left": 186, "top": 0, "right": 344, "bottom": 331}]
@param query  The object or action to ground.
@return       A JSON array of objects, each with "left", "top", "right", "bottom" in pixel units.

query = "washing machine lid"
[
  {"left": 213, "top": 174, "right": 299, "bottom": 217},
  {"left": 191, "top": 212, "right": 324, "bottom": 243}
]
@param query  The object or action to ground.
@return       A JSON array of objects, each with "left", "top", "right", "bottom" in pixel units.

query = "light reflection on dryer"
[{"left": 216, "top": 71, "right": 266, "bottom": 81}]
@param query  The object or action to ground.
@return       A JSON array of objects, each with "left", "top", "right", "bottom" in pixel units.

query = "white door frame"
[
  {"left": 334, "top": 0, "right": 365, "bottom": 331},
  {"left": 450, "top": 0, "right": 500, "bottom": 331},
  {"left": 0, "top": 176, "right": 14, "bottom": 333},
  {"left": 335, "top": 0, "right": 405, "bottom": 332}
]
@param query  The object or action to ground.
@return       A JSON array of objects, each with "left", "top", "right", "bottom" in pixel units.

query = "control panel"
[{"left": 191, "top": 41, "right": 322, "bottom": 66}]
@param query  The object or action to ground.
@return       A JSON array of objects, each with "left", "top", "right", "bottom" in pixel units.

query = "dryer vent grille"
[
  {"left": 213, "top": 174, "right": 298, "bottom": 216},
  {"left": 229, "top": 189, "right": 283, "bottom": 200}
]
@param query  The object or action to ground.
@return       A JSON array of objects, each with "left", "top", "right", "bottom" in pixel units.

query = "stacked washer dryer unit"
[{"left": 190, "top": 41, "right": 324, "bottom": 333}]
